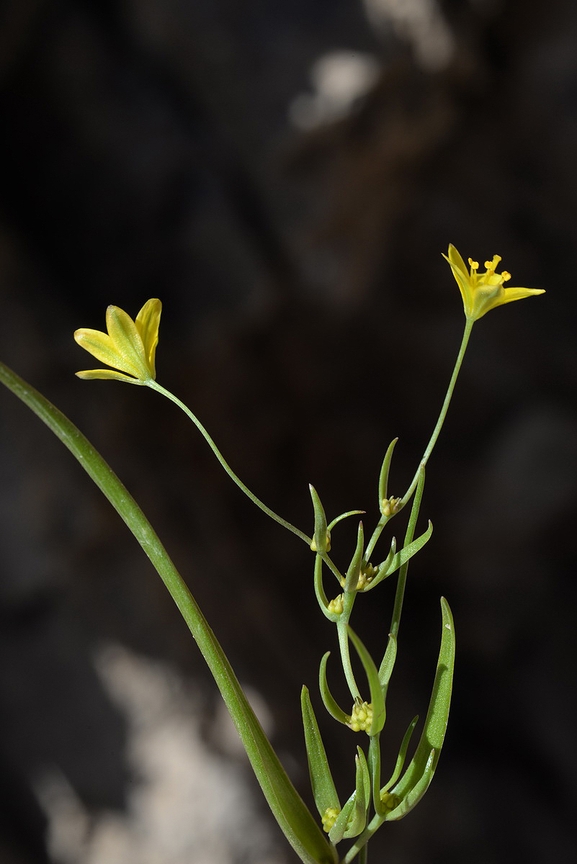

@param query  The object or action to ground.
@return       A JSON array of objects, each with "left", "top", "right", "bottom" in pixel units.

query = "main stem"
[
  {"left": 148, "top": 380, "right": 311, "bottom": 545},
  {"left": 389, "top": 469, "right": 425, "bottom": 641}
]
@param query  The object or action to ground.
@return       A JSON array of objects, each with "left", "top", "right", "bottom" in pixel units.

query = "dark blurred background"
[{"left": 1, "top": 0, "right": 576, "bottom": 862}]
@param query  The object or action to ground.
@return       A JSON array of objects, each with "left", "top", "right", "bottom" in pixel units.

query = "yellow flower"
[
  {"left": 74, "top": 299, "right": 162, "bottom": 384},
  {"left": 443, "top": 244, "right": 545, "bottom": 321}
]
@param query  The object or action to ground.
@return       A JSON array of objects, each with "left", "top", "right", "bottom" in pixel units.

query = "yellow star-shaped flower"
[
  {"left": 443, "top": 245, "right": 545, "bottom": 321},
  {"left": 74, "top": 299, "right": 162, "bottom": 384}
]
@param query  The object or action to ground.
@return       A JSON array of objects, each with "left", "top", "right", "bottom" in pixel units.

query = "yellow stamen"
[
  {"left": 444, "top": 243, "right": 545, "bottom": 321},
  {"left": 484, "top": 255, "right": 502, "bottom": 272}
]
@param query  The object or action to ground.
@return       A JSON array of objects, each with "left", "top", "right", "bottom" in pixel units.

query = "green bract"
[{"left": 385, "top": 599, "right": 455, "bottom": 821}]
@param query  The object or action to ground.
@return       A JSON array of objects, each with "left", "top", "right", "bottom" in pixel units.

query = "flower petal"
[
  {"left": 446, "top": 244, "right": 468, "bottom": 276},
  {"left": 498, "top": 286, "right": 546, "bottom": 304},
  {"left": 479, "top": 286, "right": 546, "bottom": 318},
  {"left": 75, "top": 369, "right": 144, "bottom": 383},
  {"left": 443, "top": 245, "right": 545, "bottom": 321},
  {"left": 135, "top": 298, "right": 162, "bottom": 376},
  {"left": 443, "top": 248, "right": 473, "bottom": 316},
  {"left": 105, "top": 306, "right": 150, "bottom": 379},
  {"left": 74, "top": 327, "right": 141, "bottom": 377}
]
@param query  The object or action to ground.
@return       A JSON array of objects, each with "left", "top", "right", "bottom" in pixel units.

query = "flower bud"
[{"left": 348, "top": 700, "right": 373, "bottom": 733}]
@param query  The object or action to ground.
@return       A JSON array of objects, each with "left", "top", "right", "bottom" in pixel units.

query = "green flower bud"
[
  {"left": 348, "top": 700, "right": 373, "bottom": 733},
  {"left": 327, "top": 594, "right": 344, "bottom": 615},
  {"left": 380, "top": 792, "right": 399, "bottom": 812},
  {"left": 321, "top": 807, "right": 340, "bottom": 833},
  {"left": 381, "top": 496, "right": 402, "bottom": 517}
]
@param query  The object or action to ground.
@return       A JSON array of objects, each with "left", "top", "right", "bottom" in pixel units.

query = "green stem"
[
  {"left": 148, "top": 380, "right": 311, "bottom": 545},
  {"left": 365, "top": 321, "right": 472, "bottom": 563},
  {"left": 321, "top": 551, "right": 346, "bottom": 586},
  {"left": 365, "top": 319, "right": 472, "bottom": 562},
  {"left": 364, "top": 514, "right": 389, "bottom": 562},
  {"left": 341, "top": 813, "right": 382, "bottom": 864},
  {"left": 401, "top": 318, "right": 474, "bottom": 507},
  {"left": 389, "top": 469, "right": 425, "bottom": 642}
]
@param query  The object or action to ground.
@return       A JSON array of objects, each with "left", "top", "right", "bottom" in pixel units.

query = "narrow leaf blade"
[
  {"left": 309, "top": 485, "right": 330, "bottom": 553},
  {"left": 0, "top": 362, "right": 338, "bottom": 864},
  {"left": 371, "top": 521, "right": 432, "bottom": 586},
  {"left": 378, "top": 633, "right": 397, "bottom": 692},
  {"left": 344, "top": 522, "right": 364, "bottom": 594},
  {"left": 343, "top": 749, "right": 370, "bottom": 839},
  {"left": 319, "top": 652, "right": 350, "bottom": 726},
  {"left": 381, "top": 714, "right": 419, "bottom": 795},
  {"left": 384, "top": 598, "right": 455, "bottom": 821},
  {"left": 378, "top": 437, "right": 398, "bottom": 509},
  {"left": 301, "top": 686, "right": 341, "bottom": 817}
]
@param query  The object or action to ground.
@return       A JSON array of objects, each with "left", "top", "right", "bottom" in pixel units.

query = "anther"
[{"left": 485, "top": 255, "right": 502, "bottom": 271}]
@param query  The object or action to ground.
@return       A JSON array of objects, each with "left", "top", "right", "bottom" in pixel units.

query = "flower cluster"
[{"left": 348, "top": 700, "right": 373, "bottom": 733}]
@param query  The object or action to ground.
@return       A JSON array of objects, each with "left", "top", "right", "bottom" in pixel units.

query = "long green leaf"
[
  {"left": 328, "top": 746, "right": 370, "bottom": 844},
  {"left": 309, "top": 485, "right": 330, "bottom": 554},
  {"left": 0, "top": 361, "right": 337, "bottom": 864},
  {"left": 381, "top": 714, "right": 418, "bottom": 794},
  {"left": 327, "top": 510, "right": 365, "bottom": 532},
  {"left": 378, "top": 437, "right": 398, "bottom": 510},
  {"left": 378, "top": 633, "right": 397, "bottom": 692},
  {"left": 384, "top": 598, "right": 455, "bottom": 821},
  {"left": 343, "top": 749, "right": 370, "bottom": 839},
  {"left": 314, "top": 554, "right": 340, "bottom": 622},
  {"left": 301, "top": 686, "right": 340, "bottom": 817},
  {"left": 343, "top": 522, "right": 364, "bottom": 594}
]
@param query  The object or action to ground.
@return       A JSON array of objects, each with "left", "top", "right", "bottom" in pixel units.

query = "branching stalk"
[{"left": 148, "top": 380, "right": 311, "bottom": 545}]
